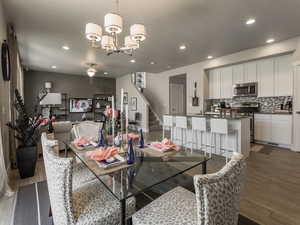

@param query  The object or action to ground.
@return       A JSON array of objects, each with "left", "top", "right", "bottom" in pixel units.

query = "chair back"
[
  {"left": 210, "top": 118, "right": 229, "bottom": 134},
  {"left": 73, "top": 121, "right": 102, "bottom": 139},
  {"left": 193, "top": 153, "right": 246, "bottom": 225},
  {"left": 163, "top": 115, "right": 173, "bottom": 127},
  {"left": 53, "top": 121, "right": 72, "bottom": 150},
  {"left": 41, "top": 133, "right": 75, "bottom": 225},
  {"left": 192, "top": 117, "right": 207, "bottom": 131},
  {"left": 175, "top": 116, "right": 187, "bottom": 129}
]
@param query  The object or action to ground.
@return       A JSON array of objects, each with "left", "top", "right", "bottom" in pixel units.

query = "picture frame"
[
  {"left": 124, "top": 92, "right": 128, "bottom": 104},
  {"left": 130, "top": 97, "right": 137, "bottom": 111}
]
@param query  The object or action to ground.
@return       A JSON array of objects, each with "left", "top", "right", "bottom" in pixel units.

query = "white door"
[
  {"left": 232, "top": 64, "right": 245, "bottom": 84},
  {"left": 170, "top": 83, "right": 184, "bottom": 115},
  {"left": 274, "top": 55, "right": 293, "bottom": 96},
  {"left": 244, "top": 61, "right": 257, "bottom": 82},
  {"left": 257, "top": 58, "right": 275, "bottom": 97},
  {"left": 220, "top": 66, "right": 233, "bottom": 98}
]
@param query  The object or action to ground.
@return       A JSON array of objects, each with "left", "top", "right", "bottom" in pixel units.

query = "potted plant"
[{"left": 7, "top": 89, "right": 47, "bottom": 178}]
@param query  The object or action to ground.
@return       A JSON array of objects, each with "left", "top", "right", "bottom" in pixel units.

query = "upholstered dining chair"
[
  {"left": 41, "top": 132, "right": 96, "bottom": 190},
  {"left": 132, "top": 153, "right": 246, "bottom": 225},
  {"left": 42, "top": 133, "right": 136, "bottom": 225},
  {"left": 73, "top": 121, "right": 103, "bottom": 139}
]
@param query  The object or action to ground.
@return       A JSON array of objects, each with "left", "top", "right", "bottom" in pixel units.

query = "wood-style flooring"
[{"left": 4, "top": 131, "right": 300, "bottom": 225}]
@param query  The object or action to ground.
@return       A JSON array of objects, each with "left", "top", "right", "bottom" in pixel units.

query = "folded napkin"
[
  {"left": 150, "top": 138, "right": 181, "bottom": 151},
  {"left": 73, "top": 137, "right": 96, "bottom": 147},
  {"left": 86, "top": 147, "right": 119, "bottom": 161},
  {"left": 127, "top": 133, "right": 139, "bottom": 140}
]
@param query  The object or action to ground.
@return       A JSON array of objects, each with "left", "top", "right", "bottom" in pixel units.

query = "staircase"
[{"left": 149, "top": 108, "right": 162, "bottom": 131}]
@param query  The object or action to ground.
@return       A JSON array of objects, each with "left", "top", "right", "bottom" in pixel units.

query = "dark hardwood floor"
[{"left": 145, "top": 131, "right": 300, "bottom": 225}]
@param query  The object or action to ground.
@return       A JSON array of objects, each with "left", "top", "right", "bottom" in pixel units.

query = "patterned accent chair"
[
  {"left": 132, "top": 153, "right": 246, "bottom": 225},
  {"left": 42, "top": 133, "right": 136, "bottom": 225},
  {"left": 73, "top": 121, "right": 103, "bottom": 139},
  {"left": 41, "top": 133, "right": 95, "bottom": 190}
]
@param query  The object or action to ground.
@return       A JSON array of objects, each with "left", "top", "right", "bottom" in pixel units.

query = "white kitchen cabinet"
[
  {"left": 254, "top": 114, "right": 272, "bottom": 142},
  {"left": 232, "top": 64, "right": 244, "bottom": 84},
  {"left": 271, "top": 115, "right": 292, "bottom": 145},
  {"left": 274, "top": 55, "right": 293, "bottom": 96},
  {"left": 257, "top": 58, "right": 275, "bottom": 97},
  {"left": 254, "top": 113, "right": 292, "bottom": 146},
  {"left": 244, "top": 61, "right": 257, "bottom": 82},
  {"left": 209, "top": 69, "right": 220, "bottom": 99},
  {"left": 220, "top": 66, "right": 233, "bottom": 99}
]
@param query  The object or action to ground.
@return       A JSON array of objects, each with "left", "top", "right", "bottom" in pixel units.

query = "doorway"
[{"left": 169, "top": 74, "right": 187, "bottom": 115}]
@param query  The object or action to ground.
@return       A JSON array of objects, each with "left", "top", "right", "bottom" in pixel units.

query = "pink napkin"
[
  {"left": 127, "top": 133, "right": 139, "bottom": 140},
  {"left": 151, "top": 138, "right": 181, "bottom": 151},
  {"left": 74, "top": 137, "right": 96, "bottom": 146},
  {"left": 86, "top": 147, "right": 119, "bottom": 161}
]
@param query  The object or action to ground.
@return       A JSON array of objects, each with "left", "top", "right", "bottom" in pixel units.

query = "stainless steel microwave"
[{"left": 233, "top": 82, "right": 258, "bottom": 97}]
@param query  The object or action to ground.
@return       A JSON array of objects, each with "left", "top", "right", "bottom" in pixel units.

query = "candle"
[
  {"left": 112, "top": 95, "right": 115, "bottom": 144},
  {"left": 125, "top": 104, "right": 129, "bottom": 139},
  {"left": 120, "top": 88, "right": 124, "bottom": 113}
]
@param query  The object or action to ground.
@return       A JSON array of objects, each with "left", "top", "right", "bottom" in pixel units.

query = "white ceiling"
[{"left": 3, "top": 0, "right": 300, "bottom": 77}]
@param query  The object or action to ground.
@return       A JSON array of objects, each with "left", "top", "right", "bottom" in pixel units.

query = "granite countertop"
[
  {"left": 164, "top": 113, "right": 250, "bottom": 120},
  {"left": 254, "top": 112, "right": 292, "bottom": 115}
]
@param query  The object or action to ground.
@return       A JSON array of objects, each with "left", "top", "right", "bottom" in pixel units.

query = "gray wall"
[{"left": 24, "top": 70, "right": 116, "bottom": 121}]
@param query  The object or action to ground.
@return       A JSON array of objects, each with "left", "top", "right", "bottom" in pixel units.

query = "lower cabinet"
[{"left": 254, "top": 114, "right": 292, "bottom": 146}]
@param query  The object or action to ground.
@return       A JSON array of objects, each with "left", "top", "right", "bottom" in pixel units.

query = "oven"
[{"left": 233, "top": 82, "right": 258, "bottom": 97}]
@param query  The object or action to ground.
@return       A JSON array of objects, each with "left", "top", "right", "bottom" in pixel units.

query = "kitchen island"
[{"left": 166, "top": 114, "right": 251, "bottom": 158}]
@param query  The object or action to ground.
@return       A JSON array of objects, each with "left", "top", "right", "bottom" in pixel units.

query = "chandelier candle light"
[{"left": 85, "top": 0, "right": 146, "bottom": 56}]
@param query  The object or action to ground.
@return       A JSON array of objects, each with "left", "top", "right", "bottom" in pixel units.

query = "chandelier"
[{"left": 85, "top": 0, "right": 146, "bottom": 56}]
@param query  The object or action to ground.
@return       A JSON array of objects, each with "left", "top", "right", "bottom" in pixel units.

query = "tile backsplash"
[{"left": 206, "top": 96, "right": 293, "bottom": 113}]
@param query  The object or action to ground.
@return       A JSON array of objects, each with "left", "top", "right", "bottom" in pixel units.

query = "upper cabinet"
[
  {"left": 208, "top": 54, "right": 293, "bottom": 99},
  {"left": 220, "top": 66, "right": 233, "bottom": 99},
  {"left": 232, "top": 64, "right": 244, "bottom": 84},
  {"left": 257, "top": 58, "right": 274, "bottom": 97},
  {"left": 244, "top": 61, "right": 257, "bottom": 83},
  {"left": 274, "top": 55, "right": 293, "bottom": 96},
  {"left": 209, "top": 69, "right": 221, "bottom": 99}
]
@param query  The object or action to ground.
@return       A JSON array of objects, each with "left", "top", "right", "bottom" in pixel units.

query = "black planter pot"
[{"left": 16, "top": 145, "right": 37, "bottom": 179}]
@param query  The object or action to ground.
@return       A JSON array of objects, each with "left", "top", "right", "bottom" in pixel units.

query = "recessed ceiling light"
[
  {"left": 246, "top": 18, "right": 256, "bottom": 25},
  {"left": 207, "top": 55, "right": 213, "bottom": 59},
  {"left": 130, "top": 59, "right": 136, "bottom": 63},
  {"left": 266, "top": 38, "right": 275, "bottom": 43},
  {"left": 104, "top": 72, "right": 108, "bottom": 75},
  {"left": 87, "top": 67, "right": 97, "bottom": 77},
  {"left": 150, "top": 61, "right": 155, "bottom": 65},
  {"left": 51, "top": 65, "right": 57, "bottom": 69},
  {"left": 179, "top": 45, "right": 186, "bottom": 50},
  {"left": 62, "top": 45, "right": 70, "bottom": 50}
]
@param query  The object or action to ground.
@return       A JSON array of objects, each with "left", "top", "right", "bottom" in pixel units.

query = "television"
[{"left": 69, "top": 98, "right": 93, "bottom": 113}]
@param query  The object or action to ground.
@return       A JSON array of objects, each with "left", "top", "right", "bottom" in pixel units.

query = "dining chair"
[
  {"left": 132, "top": 152, "right": 246, "bottom": 225},
  {"left": 42, "top": 133, "right": 136, "bottom": 225},
  {"left": 73, "top": 121, "right": 103, "bottom": 139},
  {"left": 210, "top": 118, "right": 237, "bottom": 163},
  {"left": 41, "top": 132, "right": 96, "bottom": 190}
]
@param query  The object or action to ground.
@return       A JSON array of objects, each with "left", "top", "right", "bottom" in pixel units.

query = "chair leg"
[{"left": 49, "top": 206, "right": 52, "bottom": 217}]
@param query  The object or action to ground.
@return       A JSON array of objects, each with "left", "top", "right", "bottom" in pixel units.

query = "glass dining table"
[{"left": 66, "top": 142, "right": 210, "bottom": 225}]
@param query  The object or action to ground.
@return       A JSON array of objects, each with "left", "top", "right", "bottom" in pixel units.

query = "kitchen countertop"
[
  {"left": 254, "top": 112, "right": 292, "bottom": 115},
  {"left": 165, "top": 114, "right": 250, "bottom": 120}
]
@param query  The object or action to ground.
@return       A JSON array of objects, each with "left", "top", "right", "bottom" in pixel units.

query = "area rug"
[{"left": 14, "top": 180, "right": 260, "bottom": 225}]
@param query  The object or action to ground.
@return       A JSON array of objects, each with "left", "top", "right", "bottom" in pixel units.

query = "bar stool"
[
  {"left": 163, "top": 115, "right": 174, "bottom": 140},
  {"left": 174, "top": 116, "right": 188, "bottom": 149},
  {"left": 210, "top": 119, "right": 237, "bottom": 163},
  {"left": 191, "top": 117, "right": 208, "bottom": 155}
]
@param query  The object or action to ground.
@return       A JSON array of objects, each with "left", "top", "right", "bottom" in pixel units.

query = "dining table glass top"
[{"left": 67, "top": 142, "right": 210, "bottom": 201}]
